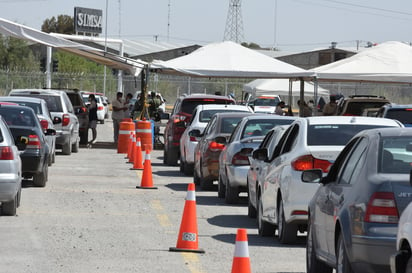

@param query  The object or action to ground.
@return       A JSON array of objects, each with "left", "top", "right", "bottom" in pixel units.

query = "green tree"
[
  {"left": 41, "top": 15, "right": 74, "bottom": 34},
  {"left": 0, "top": 34, "right": 37, "bottom": 70}
]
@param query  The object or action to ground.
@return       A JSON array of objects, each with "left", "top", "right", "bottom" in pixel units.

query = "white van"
[{"left": 247, "top": 94, "right": 281, "bottom": 114}]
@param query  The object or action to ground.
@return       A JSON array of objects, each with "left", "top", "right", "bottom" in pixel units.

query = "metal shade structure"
[{"left": 0, "top": 17, "right": 146, "bottom": 75}]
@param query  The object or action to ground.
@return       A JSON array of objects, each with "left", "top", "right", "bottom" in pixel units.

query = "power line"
[{"left": 321, "top": 0, "right": 412, "bottom": 16}]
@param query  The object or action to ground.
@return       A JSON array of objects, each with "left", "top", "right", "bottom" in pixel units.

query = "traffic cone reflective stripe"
[
  {"left": 136, "top": 150, "right": 157, "bottom": 189},
  {"left": 126, "top": 132, "right": 134, "bottom": 160},
  {"left": 231, "top": 229, "right": 251, "bottom": 273},
  {"left": 128, "top": 133, "right": 136, "bottom": 164},
  {"left": 169, "top": 183, "right": 205, "bottom": 253},
  {"left": 130, "top": 137, "right": 144, "bottom": 170}
]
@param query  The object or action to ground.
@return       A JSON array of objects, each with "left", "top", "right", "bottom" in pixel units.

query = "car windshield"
[
  {"left": 199, "top": 109, "right": 248, "bottom": 123},
  {"left": 254, "top": 97, "right": 280, "bottom": 106},
  {"left": 380, "top": 137, "right": 412, "bottom": 174},
  {"left": 385, "top": 109, "right": 412, "bottom": 124},
  {"left": 242, "top": 119, "right": 294, "bottom": 139},
  {"left": 0, "top": 108, "right": 35, "bottom": 127},
  {"left": 181, "top": 99, "right": 233, "bottom": 115},
  {"left": 307, "top": 124, "right": 395, "bottom": 146}
]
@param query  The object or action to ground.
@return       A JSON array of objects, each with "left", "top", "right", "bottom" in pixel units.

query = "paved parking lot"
[{"left": 0, "top": 117, "right": 306, "bottom": 273}]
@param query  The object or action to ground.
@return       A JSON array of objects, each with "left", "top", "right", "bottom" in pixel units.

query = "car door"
[
  {"left": 196, "top": 116, "right": 217, "bottom": 175},
  {"left": 317, "top": 136, "right": 368, "bottom": 257}
]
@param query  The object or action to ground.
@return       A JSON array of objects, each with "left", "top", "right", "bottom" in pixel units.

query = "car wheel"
[
  {"left": 52, "top": 150, "right": 56, "bottom": 164},
  {"left": 225, "top": 182, "right": 239, "bottom": 204},
  {"left": 17, "top": 187, "right": 21, "bottom": 207},
  {"left": 218, "top": 175, "right": 226, "bottom": 198},
  {"left": 179, "top": 156, "right": 184, "bottom": 173},
  {"left": 307, "top": 219, "right": 333, "bottom": 273},
  {"left": 183, "top": 162, "right": 194, "bottom": 176},
  {"left": 336, "top": 233, "right": 353, "bottom": 273},
  {"left": 406, "top": 256, "right": 412, "bottom": 273},
  {"left": 33, "top": 162, "right": 48, "bottom": 187},
  {"left": 278, "top": 201, "right": 297, "bottom": 244},
  {"left": 163, "top": 148, "right": 168, "bottom": 164},
  {"left": 80, "top": 130, "right": 89, "bottom": 145},
  {"left": 257, "top": 195, "right": 275, "bottom": 236},
  {"left": 100, "top": 119, "right": 105, "bottom": 124},
  {"left": 48, "top": 152, "right": 53, "bottom": 166},
  {"left": 247, "top": 190, "right": 257, "bottom": 218},
  {"left": 62, "top": 138, "right": 72, "bottom": 155},
  {"left": 72, "top": 138, "right": 79, "bottom": 153},
  {"left": 1, "top": 195, "right": 17, "bottom": 216}
]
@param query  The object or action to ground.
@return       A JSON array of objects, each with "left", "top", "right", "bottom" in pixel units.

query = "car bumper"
[
  {"left": 55, "top": 130, "right": 71, "bottom": 146},
  {"left": 351, "top": 235, "right": 396, "bottom": 273},
  {"left": 226, "top": 165, "right": 249, "bottom": 188},
  {"left": 184, "top": 141, "right": 198, "bottom": 164},
  {"left": 21, "top": 154, "right": 44, "bottom": 174},
  {"left": 97, "top": 111, "right": 105, "bottom": 121},
  {"left": 0, "top": 174, "right": 20, "bottom": 202}
]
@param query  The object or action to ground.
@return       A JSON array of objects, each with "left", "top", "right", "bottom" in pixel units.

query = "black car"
[
  {"left": 303, "top": 127, "right": 412, "bottom": 273},
  {"left": 0, "top": 104, "right": 55, "bottom": 187},
  {"left": 63, "top": 89, "right": 89, "bottom": 144}
]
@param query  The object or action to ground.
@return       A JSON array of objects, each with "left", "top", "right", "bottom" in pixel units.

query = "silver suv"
[{"left": 9, "top": 89, "right": 80, "bottom": 155}]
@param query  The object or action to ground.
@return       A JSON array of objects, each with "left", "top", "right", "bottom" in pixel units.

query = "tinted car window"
[
  {"left": 253, "top": 97, "right": 280, "bottom": 106},
  {"left": 0, "top": 108, "right": 35, "bottom": 127},
  {"left": 307, "top": 124, "right": 393, "bottom": 146},
  {"left": 346, "top": 101, "right": 388, "bottom": 116},
  {"left": 199, "top": 109, "right": 247, "bottom": 123},
  {"left": 13, "top": 94, "right": 62, "bottom": 112},
  {"left": 6, "top": 101, "right": 42, "bottom": 115},
  {"left": 181, "top": 99, "right": 233, "bottom": 115},
  {"left": 241, "top": 119, "right": 293, "bottom": 139},
  {"left": 220, "top": 117, "right": 244, "bottom": 134},
  {"left": 380, "top": 137, "right": 412, "bottom": 174},
  {"left": 338, "top": 137, "right": 368, "bottom": 185},
  {"left": 385, "top": 109, "right": 412, "bottom": 124}
]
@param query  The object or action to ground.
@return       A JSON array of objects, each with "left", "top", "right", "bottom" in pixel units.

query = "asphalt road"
[{"left": 0, "top": 116, "right": 306, "bottom": 273}]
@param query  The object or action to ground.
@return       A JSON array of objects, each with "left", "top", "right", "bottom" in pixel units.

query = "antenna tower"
[{"left": 223, "top": 0, "right": 244, "bottom": 43}]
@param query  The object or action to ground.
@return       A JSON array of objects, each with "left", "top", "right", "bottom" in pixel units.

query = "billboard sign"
[{"left": 74, "top": 7, "right": 102, "bottom": 34}]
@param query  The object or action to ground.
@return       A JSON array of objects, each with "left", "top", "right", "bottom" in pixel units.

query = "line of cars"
[
  {"left": 164, "top": 92, "right": 412, "bottom": 273},
  {"left": 0, "top": 88, "right": 108, "bottom": 216}
]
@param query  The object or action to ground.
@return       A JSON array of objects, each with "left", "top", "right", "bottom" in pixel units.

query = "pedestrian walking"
[{"left": 88, "top": 94, "right": 98, "bottom": 144}]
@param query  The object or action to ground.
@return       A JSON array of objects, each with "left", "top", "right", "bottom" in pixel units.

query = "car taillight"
[
  {"left": 82, "top": 107, "right": 88, "bottom": 113},
  {"left": 98, "top": 106, "right": 104, "bottom": 111},
  {"left": 173, "top": 114, "right": 187, "bottom": 124},
  {"left": 232, "top": 152, "right": 250, "bottom": 166},
  {"left": 343, "top": 113, "right": 355, "bottom": 116},
  {"left": 189, "top": 136, "right": 198, "bottom": 142},
  {"left": 40, "top": 119, "right": 49, "bottom": 130},
  {"left": 26, "top": 135, "right": 41, "bottom": 149},
  {"left": 208, "top": 141, "right": 225, "bottom": 152},
  {"left": 365, "top": 192, "right": 399, "bottom": 223},
  {"left": 0, "top": 146, "right": 14, "bottom": 160},
  {"left": 291, "top": 154, "right": 332, "bottom": 173},
  {"left": 62, "top": 114, "right": 70, "bottom": 126}
]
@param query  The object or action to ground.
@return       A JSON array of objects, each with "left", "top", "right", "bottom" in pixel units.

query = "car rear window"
[
  {"left": 66, "top": 93, "right": 84, "bottom": 107},
  {"left": 0, "top": 107, "right": 36, "bottom": 127},
  {"left": 242, "top": 119, "right": 295, "bottom": 139},
  {"left": 199, "top": 109, "right": 248, "bottom": 123},
  {"left": 380, "top": 137, "right": 412, "bottom": 174},
  {"left": 307, "top": 124, "right": 394, "bottom": 146},
  {"left": 254, "top": 97, "right": 280, "bottom": 106},
  {"left": 219, "top": 117, "right": 245, "bottom": 134},
  {"left": 181, "top": 99, "right": 234, "bottom": 115},
  {"left": 5, "top": 101, "right": 42, "bottom": 115},
  {"left": 11, "top": 94, "right": 62, "bottom": 112},
  {"left": 385, "top": 109, "right": 412, "bottom": 124},
  {"left": 345, "top": 101, "right": 388, "bottom": 116}
]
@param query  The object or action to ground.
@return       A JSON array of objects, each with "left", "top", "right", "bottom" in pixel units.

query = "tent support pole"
[{"left": 299, "top": 78, "right": 305, "bottom": 117}]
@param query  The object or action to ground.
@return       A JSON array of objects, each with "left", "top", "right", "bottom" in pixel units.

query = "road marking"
[{"left": 150, "top": 200, "right": 206, "bottom": 273}]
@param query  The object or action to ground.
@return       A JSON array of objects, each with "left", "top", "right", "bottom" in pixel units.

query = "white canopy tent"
[
  {"left": 243, "top": 78, "right": 330, "bottom": 97},
  {"left": 151, "top": 41, "right": 314, "bottom": 79},
  {"left": 313, "top": 41, "right": 412, "bottom": 83}
]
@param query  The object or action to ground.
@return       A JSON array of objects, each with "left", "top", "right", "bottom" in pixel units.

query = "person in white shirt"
[{"left": 111, "top": 92, "right": 128, "bottom": 144}]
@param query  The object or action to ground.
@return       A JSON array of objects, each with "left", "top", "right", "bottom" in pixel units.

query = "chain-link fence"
[{"left": 1, "top": 69, "right": 411, "bottom": 109}]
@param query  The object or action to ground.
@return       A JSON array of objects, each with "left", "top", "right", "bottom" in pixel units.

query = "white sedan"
[{"left": 391, "top": 202, "right": 412, "bottom": 273}]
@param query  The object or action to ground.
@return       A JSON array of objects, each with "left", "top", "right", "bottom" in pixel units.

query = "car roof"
[
  {"left": 304, "top": 116, "right": 403, "bottom": 126},
  {"left": 10, "top": 88, "right": 66, "bottom": 96},
  {"left": 0, "top": 96, "right": 46, "bottom": 103},
  {"left": 195, "top": 104, "right": 251, "bottom": 111},
  {"left": 381, "top": 103, "right": 412, "bottom": 109},
  {"left": 241, "top": 114, "right": 297, "bottom": 121},
  {"left": 212, "top": 112, "right": 254, "bottom": 118},
  {"left": 180, "top": 93, "right": 235, "bottom": 101}
]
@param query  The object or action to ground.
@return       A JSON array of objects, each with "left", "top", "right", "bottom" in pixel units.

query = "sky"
[{"left": 1, "top": 0, "right": 412, "bottom": 52}]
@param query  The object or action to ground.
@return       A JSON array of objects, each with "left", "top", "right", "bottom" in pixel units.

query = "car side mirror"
[
  {"left": 301, "top": 169, "right": 323, "bottom": 183},
  {"left": 252, "top": 148, "right": 268, "bottom": 161},
  {"left": 53, "top": 116, "right": 62, "bottom": 124},
  {"left": 45, "top": 128, "right": 56, "bottom": 136},
  {"left": 215, "top": 136, "right": 227, "bottom": 145},
  {"left": 189, "top": 129, "right": 201, "bottom": 138}
]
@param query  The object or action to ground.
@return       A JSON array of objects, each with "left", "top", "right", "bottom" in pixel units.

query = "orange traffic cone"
[
  {"left": 130, "top": 137, "right": 144, "bottom": 170},
  {"left": 135, "top": 149, "right": 157, "bottom": 189},
  {"left": 127, "top": 133, "right": 136, "bottom": 164},
  {"left": 125, "top": 131, "right": 134, "bottom": 160},
  {"left": 231, "top": 229, "right": 251, "bottom": 273},
  {"left": 169, "top": 183, "right": 205, "bottom": 253}
]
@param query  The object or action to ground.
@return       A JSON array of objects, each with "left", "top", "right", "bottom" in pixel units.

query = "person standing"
[
  {"left": 323, "top": 96, "right": 338, "bottom": 116},
  {"left": 275, "top": 101, "right": 286, "bottom": 115},
  {"left": 111, "top": 92, "right": 127, "bottom": 144},
  {"left": 124, "top": 93, "right": 133, "bottom": 118},
  {"left": 88, "top": 94, "right": 98, "bottom": 144},
  {"left": 148, "top": 91, "right": 161, "bottom": 120}
]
